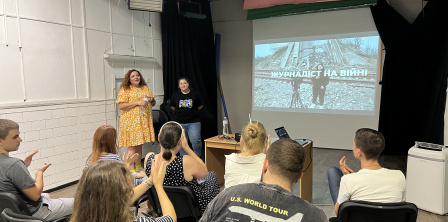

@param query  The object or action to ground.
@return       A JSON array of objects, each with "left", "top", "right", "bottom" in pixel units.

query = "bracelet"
[{"left": 143, "top": 181, "right": 153, "bottom": 189}]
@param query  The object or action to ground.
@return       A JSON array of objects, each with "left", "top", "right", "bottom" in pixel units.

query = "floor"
[{"left": 50, "top": 147, "right": 448, "bottom": 221}]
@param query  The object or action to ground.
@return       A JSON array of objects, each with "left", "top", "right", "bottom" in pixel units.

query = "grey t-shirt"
[
  {"left": 0, "top": 154, "right": 42, "bottom": 213},
  {"left": 200, "top": 182, "right": 327, "bottom": 222}
]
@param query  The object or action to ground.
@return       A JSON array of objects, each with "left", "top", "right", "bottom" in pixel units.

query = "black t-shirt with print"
[{"left": 170, "top": 90, "right": 202, "bottom": 123}]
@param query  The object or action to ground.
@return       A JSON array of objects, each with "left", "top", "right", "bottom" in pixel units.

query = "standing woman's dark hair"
[
  {"left": 120, "top": 69, "right": 147, "bottom": 90},
  {"left": 159, "top": 122, "right": 183, "bottom": 160}
]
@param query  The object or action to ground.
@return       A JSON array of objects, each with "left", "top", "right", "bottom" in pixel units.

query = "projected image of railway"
[{"left": 253, "top": 34, "right": 380, "bottom": 115}]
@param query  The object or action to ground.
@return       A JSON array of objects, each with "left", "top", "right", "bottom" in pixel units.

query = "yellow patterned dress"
[{"left": 116, "top": 85, "right": 156, "bottom": 147}]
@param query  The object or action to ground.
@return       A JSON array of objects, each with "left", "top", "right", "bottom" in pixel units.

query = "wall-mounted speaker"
[{"left": 128, "top": 0, "right": 163, "bottom": 12}]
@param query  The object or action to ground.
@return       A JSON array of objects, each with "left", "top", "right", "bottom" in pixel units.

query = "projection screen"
[{"left": 252, "top": 8, "right": 382, "bottom": 149}]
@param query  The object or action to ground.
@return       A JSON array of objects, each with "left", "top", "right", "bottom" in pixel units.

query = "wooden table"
[{"left": 204, "top": 135, "right": 313, "bottom": 202}]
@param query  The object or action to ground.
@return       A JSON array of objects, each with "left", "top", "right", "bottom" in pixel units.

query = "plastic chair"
[
  {"left": 0, "top": 192, "right": 32, "bottom": 217},
  {"left": 159, "top": 102, "right": 173, "bottom": 121},
  {"left": 0, "top": 192, "right": 67, "bottom": 222},
  {"left": 1, "top": 208, "right": 46, "bottom": 222},
  {"left": 147, "top": 186, "right": 201, "bottom": 222},
  {"left": 133, "top": 194, "right": 148, "bottom": 217},
  {"left": 329, "top": 200, "right": 418, "bottom": 222},
  {"left": 152, "top": 110, "right": 169, "bottom": 143}
]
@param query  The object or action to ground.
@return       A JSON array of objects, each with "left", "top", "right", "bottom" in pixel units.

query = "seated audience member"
[
  {"left": 70, "top": 159, "right": 176, "bottom": 222},
  {"left": 199, "top": 139, "right": 327, "bottom": 222},
  {"left": 224, "top": 121, "right": 269, "bottom": 189},
  {"left": 86, "top": 125, "right": 145, "bottom": 183},
  {"left": 0, "top": 119, "right": 73, "bottom": 220},
  {"left": 144, "top": 121, "right": 219, "bottom": 214},
  {"left": 327, "top": 128, "right": 406, "bottom": 215},
  {"left": 87, "top": 125, "right": 129, "bottom": 166}
]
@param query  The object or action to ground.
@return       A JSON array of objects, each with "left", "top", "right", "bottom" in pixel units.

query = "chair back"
[
  {"left": 152, "top": 110, "right": 169, "bottom": 140},
  {"left": 1, "top": 209, "right": 46, "bottom": 222},
  {"left": 147, "top": 185, "right": 201, "bottom": 221},
  {"left": 159, "top": 102, "right": 173, "bottom": 121},
  {"left": 0, "top": 192, "right": 32, "bottom": 216},
  {"left": 337, "top": 200, "right": 418, "bottom": 222}
]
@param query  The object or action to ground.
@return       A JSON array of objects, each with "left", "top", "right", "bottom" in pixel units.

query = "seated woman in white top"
[{"left": 224, "top": 121, "right": 269, "bottom": 189}]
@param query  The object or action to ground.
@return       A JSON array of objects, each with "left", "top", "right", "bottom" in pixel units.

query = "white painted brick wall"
[{"left": 0, "top": 100, "right": 117, "bottom": 189}]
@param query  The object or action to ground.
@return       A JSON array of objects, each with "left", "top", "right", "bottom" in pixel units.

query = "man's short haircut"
[
  {"left": 354, "top": 128, "right": 385, "bottom": 160},
  {"left": 266, "top": 139, "right": 305, "bottom": 183},
  {"left": 0, "top": 119, "right": 19, "bottom": 140}
]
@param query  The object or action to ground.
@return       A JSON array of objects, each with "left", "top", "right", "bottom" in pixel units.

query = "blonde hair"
[
  {"left": 70, "top": 160, "right": 134, "bottom": 222},
  {"left": 87, "top": 125, "right": 118, "bottom": 165},
  {"left": 241, "top": 121, "right": 267, "bottom": 155}
]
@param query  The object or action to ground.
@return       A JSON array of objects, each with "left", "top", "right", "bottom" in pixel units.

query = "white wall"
[
  {"left": 211, "top": 0, "right": 447, "bottom": 147},
  {"left": 0, "top": 101, "right": 116, "bottom": 188},
  {"left": 0, "top": 0, "right": 163, "bottom": 189},
  {"left": 211, "top": 0, "right": 253, "bottom": 134}
]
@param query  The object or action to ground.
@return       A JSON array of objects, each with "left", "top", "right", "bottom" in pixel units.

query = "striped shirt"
[
  {"left": 137, "top": 215, "right": 174, "bottom": 222},
  {"left": 86, "top": 153, "right": 122, "bottom": 166}
]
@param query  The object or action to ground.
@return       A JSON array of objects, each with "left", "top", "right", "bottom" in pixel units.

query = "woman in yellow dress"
[{"left": 116, "top": 69, "right": 156, "bottom": 171}]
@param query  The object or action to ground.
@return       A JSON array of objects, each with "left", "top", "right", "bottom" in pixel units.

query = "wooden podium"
[{"left": 204, "top": 135, "right": 313, "bottom": 202}]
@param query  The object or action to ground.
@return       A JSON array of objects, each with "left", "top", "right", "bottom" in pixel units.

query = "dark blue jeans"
[
  {"left": 180, "top": 122, "right": 202, "bottom": 157},
  {"left": 327, "top": 166, "right": 343, "bottom": 205}
]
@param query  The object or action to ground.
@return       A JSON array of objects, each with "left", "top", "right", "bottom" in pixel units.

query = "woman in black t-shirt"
[{"left": 170, "top": 77, "right": 203, "bottom": 157}]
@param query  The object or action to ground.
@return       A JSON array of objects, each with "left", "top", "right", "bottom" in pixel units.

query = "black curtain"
[
  {"left": 161, "top": 0, "right": 218, "bottom": 143},
  {"left": 371, "top": 0, "right": 448, "bottom": 155}
]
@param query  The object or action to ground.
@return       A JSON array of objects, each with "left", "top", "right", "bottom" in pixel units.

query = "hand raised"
[
  {"left": 181, "top": 129, "right": 189, "bottom": 147},
  {"left": 24, "top": 150, "right": 38, "bottom": 167},
  {"left": 38, "top": 163, "right": 51, "bottom": 173},
  {"left": 339, "top": 156, "right": 354, "bottom": 175},
  {"left": 123, "top": 153, "right": 139, "bottom": 168},
  {"left": 151, "top": 155, "right": 167, "bottom": 187}
]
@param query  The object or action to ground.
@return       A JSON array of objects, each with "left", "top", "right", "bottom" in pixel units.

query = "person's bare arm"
[
  {"left": 118, "top": 99, "right": 147, "bottom": 111},
  {"left": 181, "top": 130, "right": 208, "bottom": 179},
  {"left": 22, "top": 163, "right": 51, "bottom": 201},
  {"left": 335, "top": 202, "right": 340, "bottom": 215},
  {"left": 130, "top": 176, "right": 153, "bottom": 204},
  {"left": 129, "top": 153, "right": 155, "bottom": 203}
]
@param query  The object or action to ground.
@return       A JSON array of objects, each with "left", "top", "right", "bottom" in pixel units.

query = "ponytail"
[
  {"left": 158, "top": 122, "right": 182, "bottom": 160},
  {"left": 161, "top": 142, "right": 173, "bottom": 160}
]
